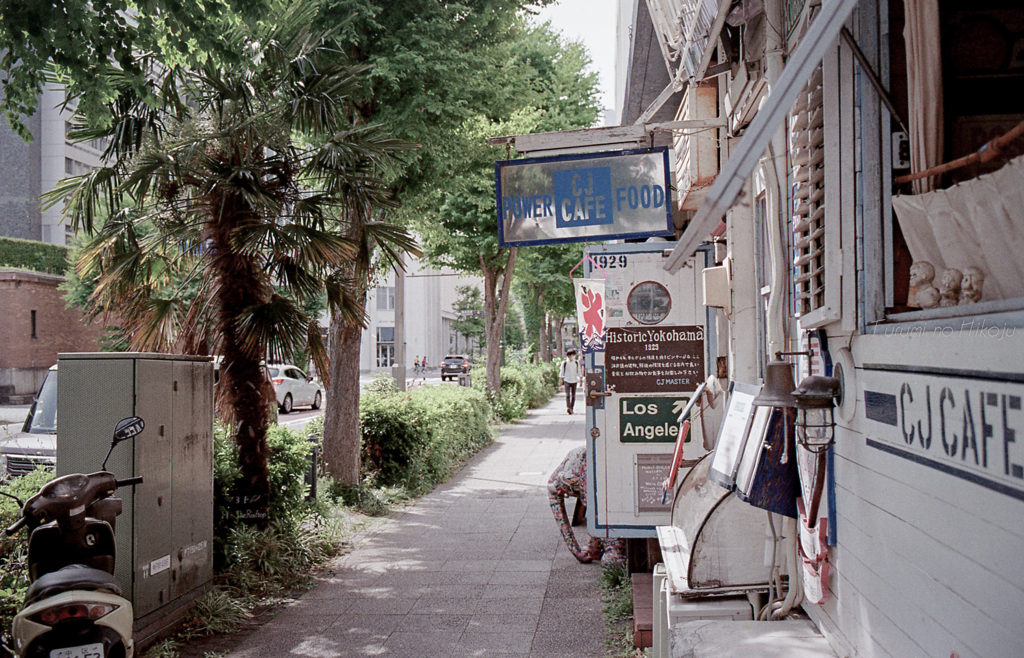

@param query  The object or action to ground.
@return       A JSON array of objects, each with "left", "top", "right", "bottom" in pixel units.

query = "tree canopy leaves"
[{"left": 0, "top": 0, "right": 270, "bottom": 140}]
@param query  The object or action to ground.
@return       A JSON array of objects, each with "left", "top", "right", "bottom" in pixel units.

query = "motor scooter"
[{"left": 2, "top": 416, "right": 145, "bottom": 658}]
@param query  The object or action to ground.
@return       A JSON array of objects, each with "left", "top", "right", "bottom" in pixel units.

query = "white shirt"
[{"left": 560, "top": 358, "right": 582, "bottom": 384}]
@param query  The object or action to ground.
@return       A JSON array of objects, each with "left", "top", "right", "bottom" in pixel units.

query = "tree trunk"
[
  {"left": 538, "top": 291, "right": 548, "bottom": 363},
  {"left": 481, "top": 247, "right": 517, "bottom": 397},
  {"left": 208, "top": 192, "right": 272, "bottom": 528},
  {"left": 322, "top": 303, "right": 364, "bottom": 485}
]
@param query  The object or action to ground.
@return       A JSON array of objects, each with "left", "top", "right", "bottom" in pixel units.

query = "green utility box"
[{"left": 56, "top": 353, "right": 214, "bottom": 646}]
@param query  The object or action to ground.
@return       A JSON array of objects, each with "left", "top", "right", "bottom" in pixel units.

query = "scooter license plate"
[{"left": 50, "top": 644, "right": 104, "bottom": 658}]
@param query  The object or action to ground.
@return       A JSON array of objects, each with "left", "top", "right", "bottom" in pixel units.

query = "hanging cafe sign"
[{"left": 494, "top": 147, "right": 674, "bottom": 247}]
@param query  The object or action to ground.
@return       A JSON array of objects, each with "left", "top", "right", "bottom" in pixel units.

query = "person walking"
[{"left": 559, "top": 348, "right": 582, "bottom": 414}]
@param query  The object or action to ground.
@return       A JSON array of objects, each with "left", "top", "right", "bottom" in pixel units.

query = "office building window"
[
  {"left": 376, "top": 286, "right": 395, "bottom": 311},
  {"left": 64, "top": 158, "right": 93, "bottom": 176},
  {"left": 376, "top": 326, "right": 395, "bottom": 367}
]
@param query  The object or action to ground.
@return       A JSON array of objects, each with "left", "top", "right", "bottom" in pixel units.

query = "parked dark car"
[{"left": 440, "top": 355, "right": 470, "bottom": 381}]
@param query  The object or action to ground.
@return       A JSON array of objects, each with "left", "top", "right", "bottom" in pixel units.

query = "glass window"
[
  {"left": 26, "top": 371, "right": 58, "bottom": 434},
  {"left": 377, "top": 326, "right": 395, "bottom": 343},
  {"left": 376, "top": 287, "right": 395, "bottom": 311},
  {"left": 376, "top": 344, "right": 394, "bottom": 367}
]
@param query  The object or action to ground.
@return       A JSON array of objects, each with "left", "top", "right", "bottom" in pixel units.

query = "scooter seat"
[{"left": 25, "top": 564, "right": 122, "bottom": 606}]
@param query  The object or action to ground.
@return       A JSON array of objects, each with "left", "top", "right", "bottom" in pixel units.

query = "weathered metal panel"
[
  {"left": 56, "top": 356, "right": 136, "bottom": 596},
  {"left": 170, "top": 361, "right": 214, "bottom": 600},
  {"left": 133, "top": 359, "right": 174, "bottom": 616}
]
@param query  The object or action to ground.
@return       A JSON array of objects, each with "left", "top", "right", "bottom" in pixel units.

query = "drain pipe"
[
  {"left": 763, "top": 0, "right": 789, "bottom": 359},
  {"left": 762, "top": 0, "right": 802, "bottom": 621}
]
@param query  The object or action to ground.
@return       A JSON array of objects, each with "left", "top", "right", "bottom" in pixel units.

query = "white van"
[{"left": 0, "top": 365, "right": 57, "bottom": 479}]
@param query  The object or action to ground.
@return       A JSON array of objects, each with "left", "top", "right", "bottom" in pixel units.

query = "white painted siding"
[{"left": 805, "top": 332, "right": 1024, "bottom": 658}]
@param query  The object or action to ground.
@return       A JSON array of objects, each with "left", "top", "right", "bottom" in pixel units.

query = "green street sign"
[{"left": 619, "top": 396, "right": 692, "bottom": 443}]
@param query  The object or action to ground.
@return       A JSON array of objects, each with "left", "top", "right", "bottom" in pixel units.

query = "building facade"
[
  {"left": 0, "top": 269, "right": 105, "bottom": 403},
  {"left": 617, "top": 0, "right": 1024, "bottom": 656},
  {"left": 357, "top": 260, "right": 483, "bottom": 374},
  {"left": 0, "top": 84, "right": 106, "bottom": 245}
]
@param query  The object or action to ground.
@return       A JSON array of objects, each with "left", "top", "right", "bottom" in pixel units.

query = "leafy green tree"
[
  {"left": 54, "top": 5, "right": 415, "bottom": 526},
  {"left": 514, "top": 243, "right": 582, "bottom": 362},
  {"left": 312, "top": 0, "right": 566, "bottom": 472},
  {"left": 416, "top": 22, "right": 601, "bottom": 395},
  {"left": 503, "top": 301, "right": 526, "bottom": 354},
  {"left": 0, "top": 0, "right": 267, "bottom": 140},
  {"left": 452, "top": 285, "right": 485, "bottom": 356}
]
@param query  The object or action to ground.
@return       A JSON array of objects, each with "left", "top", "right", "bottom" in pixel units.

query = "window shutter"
[{"left": 791, "top": 64, "right": 827, "bottom": 316}]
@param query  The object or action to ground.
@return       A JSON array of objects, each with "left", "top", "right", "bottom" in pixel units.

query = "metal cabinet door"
[
  {"left": 170, "top": 361, "right": 214, "bottom": 600},
  {"left": 586, "top": 243, "right": 711, "bottom": 538},
  {"left": 133, "top": 359, "right": 174, "bottom": 616}
]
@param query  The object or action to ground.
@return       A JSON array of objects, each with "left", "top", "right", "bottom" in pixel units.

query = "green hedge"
[
  {"left": 0, "top": 236, "right": 70, "bottom": 275},
  {"left": 359, "top": 383, "right": 493, "bottom": 490},
  {"left": 212, "top": 423, "right": 314, "bottom": 565},
  {"left": 485, "top": 362, "right": 559, "bottom": 422},
  {"left": 1, "top": 469, "right": 56, "bottom": 648},
  {"left": 411, "top": 385, "right": 493, "bottom": 484}
]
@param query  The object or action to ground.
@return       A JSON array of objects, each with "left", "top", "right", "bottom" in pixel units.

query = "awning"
[{"left": 664, "top": 0, "right": 861, "bottom": 273}]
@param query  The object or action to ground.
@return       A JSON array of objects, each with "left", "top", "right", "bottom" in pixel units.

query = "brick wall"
[{"left": 0, "top": 269, "right": 105, "bottom": 399}]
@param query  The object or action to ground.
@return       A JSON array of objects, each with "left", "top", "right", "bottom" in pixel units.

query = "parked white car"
[
  {"left": 267, "top": 364, "right": 323, "bottom": 414},
  {"left": 0, "top": 365, "right": 57, "bottom": 479}
]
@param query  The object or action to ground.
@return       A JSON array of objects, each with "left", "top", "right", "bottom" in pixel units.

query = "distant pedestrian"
[
  {"left": 414, "top": 356, "right": 421, "bottom": 374},
  {"left": 559, "top": 348, "right": 581, "bottom": 414}
]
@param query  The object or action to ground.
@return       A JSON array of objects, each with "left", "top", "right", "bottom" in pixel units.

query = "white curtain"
[
  {"left": 903, "top": 0, "right": 944, "bottom": 194},
  {"left": 892, "top": 155, "right": 1024, "bottom": 302}
]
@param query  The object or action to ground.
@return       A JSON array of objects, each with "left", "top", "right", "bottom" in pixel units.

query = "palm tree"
[{"left": 53, "top": 4, "right": 417, "bottom": 527}]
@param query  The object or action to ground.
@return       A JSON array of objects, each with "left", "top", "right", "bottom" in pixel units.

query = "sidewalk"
[{"left": 226, "top": 396, "right": 607, "bottom": 658}]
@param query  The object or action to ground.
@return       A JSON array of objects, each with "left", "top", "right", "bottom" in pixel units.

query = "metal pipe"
[
  {"left": 895, "top": 118, "right": 1024, "bottom": 185},
  {"left": 763, "top": 0, "right": 789, "bottom": 359}
]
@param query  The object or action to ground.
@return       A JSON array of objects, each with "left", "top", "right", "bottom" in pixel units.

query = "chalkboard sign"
[
  {"left": 636, "top": 453, "right": 674, "bottom": 513},
  {"left": 605, "top": 325, "right": 705, "bottom": 394}
]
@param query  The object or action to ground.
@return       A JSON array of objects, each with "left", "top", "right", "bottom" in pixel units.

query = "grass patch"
[{"left": 600, "top": 563, "right": 647, "bottom": 658}]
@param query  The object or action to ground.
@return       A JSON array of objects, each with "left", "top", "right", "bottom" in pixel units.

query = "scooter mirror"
[{"left": 113, "top": 416, "right": 145, "bottom": 443}]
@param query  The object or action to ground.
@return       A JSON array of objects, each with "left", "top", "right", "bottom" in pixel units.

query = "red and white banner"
[{"left": 573, "top": 279, "right": 606, "bottom": 354}]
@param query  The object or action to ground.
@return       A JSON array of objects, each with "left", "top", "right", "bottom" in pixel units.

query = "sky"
[{"left": 533, "top": 0, "right": 619, "bottom": 118}]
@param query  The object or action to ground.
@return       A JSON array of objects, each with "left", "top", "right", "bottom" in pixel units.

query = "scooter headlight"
[{"left": 30, "top": 601, "right": 119, "bottom": 626}]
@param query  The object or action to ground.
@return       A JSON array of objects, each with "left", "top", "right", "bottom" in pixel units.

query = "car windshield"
[
  {"left": 444, "top": 357, "right": 464, "bottom": 363},
  {"left": 268, "top": 367, "right": 280, "bottom": 378},
  {"left": 24, "top": 370, "right": 58, "bottom": 434}
]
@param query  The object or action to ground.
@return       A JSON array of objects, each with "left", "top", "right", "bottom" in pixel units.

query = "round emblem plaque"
[{"left": 627, "top": 281, "right": 672, "bottom": 324}]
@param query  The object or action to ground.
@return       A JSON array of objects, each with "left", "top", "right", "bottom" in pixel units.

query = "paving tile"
[
  {"left": 474, "top": 597, "right": 545, "bottom": 616},
  {"left": 396, "top": 614, "right": 471, "bottom": 633},
  {"left": 456, "top": 628, "right": 535, "bottom": 654},
  {"left": 342, "top": 597, "right": 419, "bottom": 615},
  {"left": 494, "top": 559, "right": 553, "bottom": 572},
  {"left": 440, "top": 559, "right": 501, "bottom": 572},
  {"left": 466, "top": 614, "right": 540, "bottom": 635},
  {"left": 381, "top": 631, "right": 456, "bottom": 657},
  {"left": 225, "top": 398, "right": 600, "bottom": 658},
  {"left": 409, "top": 598, "right": 483, "bottom": 615},
  {"left": 325, "top": 613, "right": 404, "bottom": 636},
  {"left": 530, "top": 630, "right": 606, "bottom": 657},
  {"left": 480, "top": 584, "right": 548, "bottom": 600},
  {"left": 543, "top": 578, "right": 602, "bottom": 599},
  {"left": 487, "top": 570, "right": 550, "bottom": 586}
]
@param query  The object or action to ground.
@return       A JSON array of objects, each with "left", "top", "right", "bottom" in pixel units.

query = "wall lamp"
[{"left": 792, "top": 375, "right": 841, "bottom": 453}]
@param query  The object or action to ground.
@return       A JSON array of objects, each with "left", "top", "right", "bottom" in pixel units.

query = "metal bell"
[{"left": 752, "top": 360, "right": 798, "bottom": 408}]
